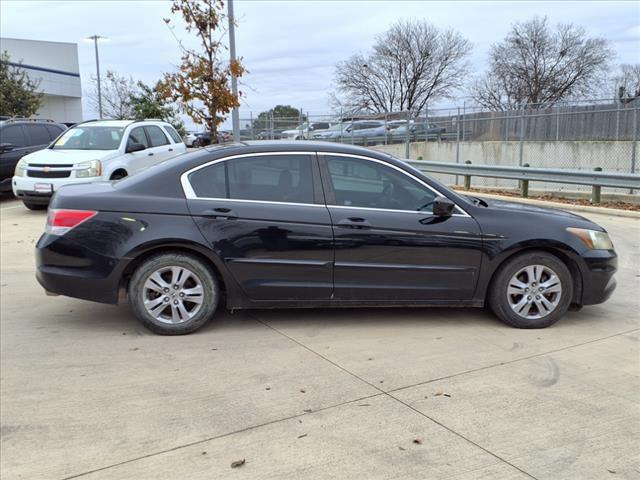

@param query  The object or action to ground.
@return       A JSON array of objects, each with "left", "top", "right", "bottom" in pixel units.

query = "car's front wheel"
[
  {"left": 489, "top": 251, "right": 572, "bottom": 328},
  {"left": 128, "top": 252, "right": 220, "bottom": 335}
]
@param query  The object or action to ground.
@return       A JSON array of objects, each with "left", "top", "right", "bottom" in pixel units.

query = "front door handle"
[
  {"left": 337, "top": 217, "right": 371, "bottom": 229},
  {"left": 147, "top": 152, "right": 154, "bottom": 156},
  {"left": 168, "top": 148, "right": 173, "bottom": 152},
  {"left": 201, "top": 207, "right": 238, "bottom": 219}
]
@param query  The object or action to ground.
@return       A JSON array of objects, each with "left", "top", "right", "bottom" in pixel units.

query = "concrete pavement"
[{"left": 1, "top": 196, "right": 638, "bottom": 479}]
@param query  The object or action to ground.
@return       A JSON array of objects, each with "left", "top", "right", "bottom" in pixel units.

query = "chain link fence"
[{"left": 230, "top": 98, "right": 638, "bottom": 194}]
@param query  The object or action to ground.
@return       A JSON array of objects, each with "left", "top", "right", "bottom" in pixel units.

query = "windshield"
[{"left": 52, "top": 126, "right": 125, "bottom": 150}]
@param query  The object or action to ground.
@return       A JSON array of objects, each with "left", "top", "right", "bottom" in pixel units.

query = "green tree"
[
  {"left": 252, "top": 105, "right": 306, "bottom": 132},
  {"left": 0, "top": 51, "right": 43, "bottom": 117},
  {"left": 130, "top": 81, "right": 185, "bottom": 135}
]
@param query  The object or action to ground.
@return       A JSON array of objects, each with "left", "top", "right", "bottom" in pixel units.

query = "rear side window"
[
  {"left": 227, "top": 155, "right": 313, "bottom": 203},
  {"left": 144, "top": 126, "right": 169, "bottom": 147},
  {"left": 28, "top": 124, "right": 51, "bottom": 146},
  {"left": 187, "top": 154, "right": 315, "bottom": 204},
  {"left": 0, "top": 125, "right": 26, "bottom": 147},
  {"left": 164, "top": 126, "right": 183, "bottom": 144},
  {"left": 188, "top": 162, "right": 226, "bottom": 198}
]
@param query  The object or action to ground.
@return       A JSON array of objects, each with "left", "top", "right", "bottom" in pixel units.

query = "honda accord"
[{"left": 36, "top": 142, "right": 617, "bottom": 334}]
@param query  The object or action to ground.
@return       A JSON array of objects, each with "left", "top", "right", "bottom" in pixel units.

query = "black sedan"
[{"left": 36, "top": 142, "right": 617, "bottom": 334}]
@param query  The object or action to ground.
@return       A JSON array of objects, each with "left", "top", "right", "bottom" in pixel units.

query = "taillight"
[{"left": 45, "top": 209, "right": 97, "bottom": 235}]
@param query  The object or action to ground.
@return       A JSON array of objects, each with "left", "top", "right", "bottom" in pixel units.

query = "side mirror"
[
  {"left": 433, "top": 196, "right": 456, "bottom": 217},
  {"left": 0, "top": 143, "right": 15, "bottom": 152},
  {"left": 126, "top": 142, "right": 146, "bottom": 153}
]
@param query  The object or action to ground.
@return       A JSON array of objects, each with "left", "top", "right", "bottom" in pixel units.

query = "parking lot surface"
[{"left": 1, "top": 196, "right": 638, "bottom": 480}]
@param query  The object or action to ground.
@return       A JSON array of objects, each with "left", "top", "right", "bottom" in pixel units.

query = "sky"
[{"left": 1, "top": 0, "right": 639, "bottom": 130}]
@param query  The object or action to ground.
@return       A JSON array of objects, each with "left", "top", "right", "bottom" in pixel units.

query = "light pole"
[
  {"left": 86, "top": 35, "right": 107, "bottom": 118},
  {"left": 227, "top": 0, "right": 240, "bottom": 142}
]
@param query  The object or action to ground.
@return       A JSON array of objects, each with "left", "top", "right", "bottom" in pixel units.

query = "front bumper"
[
  {"left": 12, "top": 175, "right": 101, "bottom": 203},
  {"left": 580, "top": 249, "right": 618, "bottom": 305}
]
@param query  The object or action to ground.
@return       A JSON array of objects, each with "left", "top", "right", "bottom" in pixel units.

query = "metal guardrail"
[{"left": 404, "top": 160, "right": 640, "bottom": 189}]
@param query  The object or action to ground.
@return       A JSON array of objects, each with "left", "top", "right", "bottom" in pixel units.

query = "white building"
[{"left": 1, "top": 37, "right": 82, "bottom": 123}]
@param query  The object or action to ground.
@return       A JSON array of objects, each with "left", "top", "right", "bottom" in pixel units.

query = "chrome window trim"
[{"left": 180, "top": 150, "right": 471, "bottom": 217}]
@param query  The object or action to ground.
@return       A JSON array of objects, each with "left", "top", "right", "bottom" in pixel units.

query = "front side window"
[
  {"left": 128, "top": 127, "right": 149, "bottom": 148},
  {"left": 29, "top": 124, "right": 52, "bottom": 145},
  {"left": 187, "top": 154, "right": 314, "bottom": 204},
  {"left": 52, "top": 126, "right": 124, "bottom": 150},
  {"left": 325, "top": 156, "right": 436, "bottom": 212},
  {"left": 144, "top": 126, "right": 169, "bottom": 147}
]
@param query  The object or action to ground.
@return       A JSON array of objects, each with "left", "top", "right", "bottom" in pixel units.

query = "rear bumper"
[
  {"left": 35, "top": 234, "right": 123, "bottom": 304},
  {"left": 580, "top": 250, "right": 618, "bottom": 305}
]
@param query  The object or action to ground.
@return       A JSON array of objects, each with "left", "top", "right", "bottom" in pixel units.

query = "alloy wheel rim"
[
  {"left": 142, "top": 266, "right": 204, "bottom": 324},
  {"left": 507, "top": 264, "right": 562, "bottom": 320}
]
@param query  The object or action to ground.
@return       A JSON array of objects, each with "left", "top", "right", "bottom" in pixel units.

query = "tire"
[
  {"left": 23, "top": 201, "right": 47, "bottom": 210},
  {"left": 128, "top": 252, "right": 220, "bottom": 335},
  {"left": 488, "top": 251, "right": 572, "bottom": 329},
  {"left": 110, "top": 171, "right": 127, "bottom": 181}
]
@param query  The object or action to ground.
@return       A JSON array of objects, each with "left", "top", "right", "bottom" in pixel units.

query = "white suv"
[{"left": 12, "top": 119, "right": 186, "bottom": 209}]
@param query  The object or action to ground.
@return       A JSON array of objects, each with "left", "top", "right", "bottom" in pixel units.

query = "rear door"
[
  {"left": 319, "top": 153, "right": 483, "bottom": 302},
  {"left": 184, "top": 152, "right": 334, "bottom": 301},
  {"left": 144, "top": 125, "right": 176, "bottom": 163},
  {"left": 124, "top": 126, "right": 152, "bottom": 174}
]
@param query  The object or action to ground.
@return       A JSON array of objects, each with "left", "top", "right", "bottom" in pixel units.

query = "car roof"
[
  {"left": 205, "top": 140, "right": 396, "bottom": 158},
  {"left": 76, "top": 119, "right": 172, "bottom": 128}
]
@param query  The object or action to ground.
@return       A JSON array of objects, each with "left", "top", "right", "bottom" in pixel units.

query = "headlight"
[
  {"left": 567, "top": 227, "right": 614, "bottom": 250},
  {"left": 14, "top": 158, "right": 28, "bottom": 177},
  {"left": 75, "top": 160, "right": 102, "bottom": 178}
]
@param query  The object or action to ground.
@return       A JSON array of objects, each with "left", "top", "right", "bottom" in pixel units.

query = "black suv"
[{"left": 0, "top": 118, "right": 67, "bottom": 192}]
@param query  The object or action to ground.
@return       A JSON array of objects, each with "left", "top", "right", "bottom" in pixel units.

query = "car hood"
[
  {"left": 482, "top": 197, "right": 590, "bottom": 221},
  {"left": 23, "top": 148, "right": 119, "bottom": 165}
]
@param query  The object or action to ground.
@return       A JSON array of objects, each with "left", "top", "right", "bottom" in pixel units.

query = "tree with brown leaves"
[{"left": 160, "top": 0, "right": 245, "bottom": 136}]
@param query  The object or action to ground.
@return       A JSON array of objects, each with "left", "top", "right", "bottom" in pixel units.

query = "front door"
[
  {"left": 185, "top": 152, "right": 334, "bottom": 301},
  {"left": 319, "top": 154, "right": 483, "bottom": 302}
]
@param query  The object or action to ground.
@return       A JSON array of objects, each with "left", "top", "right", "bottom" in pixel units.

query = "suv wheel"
[
  {"left": 23, "top": 201, "right": 47, "bottom": 211},
  {"left": 489, "top": 252, "right": 572, "bottom": 328},
  {"left": 128, "top": 253, "right": 219, "bottom": 335}
]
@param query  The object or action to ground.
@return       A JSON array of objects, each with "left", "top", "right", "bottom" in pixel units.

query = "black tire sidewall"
[
  {"left": 489, "top": 252, "right": 572, "bottom": 329},
  {"left": 128, "top": 253, "right": 219, "bottom": 335}
]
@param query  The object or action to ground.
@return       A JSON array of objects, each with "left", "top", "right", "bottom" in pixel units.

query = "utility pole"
[
  {"left": 227, "top": 0, "right": 240, "bottom": 142},
  {"left": 86, "top": 35, "right": 106, "bottom": 119}
]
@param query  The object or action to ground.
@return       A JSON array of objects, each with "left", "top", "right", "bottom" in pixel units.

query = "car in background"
[
  {"left": 183, "top": 131, "right": 199, "bottom": 147},
  {"left": 0, "top": 118, "right": 67, "bottom": 193},
  {"left": 392, "top": 123, "right": 446, "bottom": 142},
  {"left": 321, "top": 120, "right": 388, "bottom": 143},
  {"left": 35, "top": 141, "right": 617, "bottom": 335},
  {"left": 257, "top": 129, "right": 285, "bottom": 140},
  {"left": 280, "top": 122, "right": 332, "bottom": 140},
  {"left": 12, "top": 119, "right": 186, "bottom": 209},
  {"left": 193, "top": 130, "right": 233, "bottom": 147}
]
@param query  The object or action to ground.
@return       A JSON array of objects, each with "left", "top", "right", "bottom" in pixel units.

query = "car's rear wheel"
[
  {"left": 489, "top": 251, "right": 572, "bottom": 328},
  {"left": 23, "top": 201, "right": 47, "bottom": 210},
  {"left": 128, "top": 253, "right": 219, "bottom": 335}
]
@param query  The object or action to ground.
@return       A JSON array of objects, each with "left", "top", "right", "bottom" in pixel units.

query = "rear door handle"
[
  {"left": 201, "top": 207, "right": 238, "bottom": 219},
  {"left": 337, "top": 217, "right": 371, "bottom": 228},
  {"left": 147, "top": 152, "right": 154, "bottom": 156},
  {"left": 168, "top": 148, "right": 173, "bottom": 152}
]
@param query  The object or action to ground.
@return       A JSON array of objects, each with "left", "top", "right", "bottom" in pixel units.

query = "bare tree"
[
  {"left": 470, "top": 17, "right": 612, "bottom": 110},
  {"left": 611, "top": 64, "right": 640, "bottom": 103},
  {"left": 87, "top": 70, "right": 136, "bottom": 119},
  {"left": 331, "top": 19, "right": 471, "bottom": 114}
]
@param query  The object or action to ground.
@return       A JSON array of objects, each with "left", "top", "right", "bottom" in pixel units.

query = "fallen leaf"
[
  {"left": 443, "top": 393, "right": 451, "bottom": 398},
  {"left": 300, "top": 389, "right": 306, "bottom": 393},
  {"left": 379, "top": 380, "right": 384, "bottom": 384},
  {"left": 398, "top": 446, "right": 406, "bottom": 451},
  {"left": 211, "top": 348, "right": 218, "bottom": 351},
  {"left": 265, "top": 387, "right": 271, "bottom": 391},
  {"left": 297, "top": 434, "right": 307, "bottom": 439},
  {"left": 122, "top": 332, "right": 127, "bottom": 336},
  {"left": 303, "top": 409, "right": 312, "bottom": 413},
  {"left": 129, "top": 347, "right": 140, "bottom": 351},
  {"left": 358, "top": 403, "right": 371, "bottom": 407},
  {"left": 230, "top": 459, "right": 245, "bottom": 468},
  {"left": 424, "top": 396, "right": 428, "bottom": 399},
  {"left": 202, "top": 451, "right": 207, "bottom": 455},
  {"left": 607, "top": 469, "right": 615, "bottom": 474},
  {"left": 368, "top": 357, "right": 373, "bottom": 360},
  {"left": 413, "top": 439, "right": 422, "bottom": 445},
  {"left": 435, "top": 391, "right": 443, "bottom": 396}
]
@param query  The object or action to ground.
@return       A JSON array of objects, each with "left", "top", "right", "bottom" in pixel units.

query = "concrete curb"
[{"left": 460, "top": 191, "right": 640, "bottom": 219}]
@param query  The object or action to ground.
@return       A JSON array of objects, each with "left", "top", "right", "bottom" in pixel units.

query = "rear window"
[
  {"left": 0, "top": 125, "right": 26, "bottom": 147},
  {"left": 144, "top": 126, "right": 169, "bottom": 147}
]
